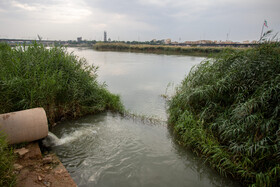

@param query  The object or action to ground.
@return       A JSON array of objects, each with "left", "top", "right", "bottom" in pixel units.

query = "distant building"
[
  {"left": 151, "top": 39, "right": 157, "bottom": 42},
  {"left": 199, "top": 40, "right": 214, "bottom": 44},
  {"left": 184, "top": 41, "right": 198, "bottom": 45},
  {"left": 77, "top": 37, "right": 82, "bottom": 43},
  {"left": 224, "top": 40, "right": 234, "bottom": 44},
  {"left": 104, "top": 31, "right": 107, "bottom": 42},
  {"left": 215, "top": 40, "right": 223, "bottom": 44},
  {"left": 171, "top": 41, "right": 179, "bottom": 45},
  {"left": 165, "top": 39, "right": 171, "bottom": 44}
]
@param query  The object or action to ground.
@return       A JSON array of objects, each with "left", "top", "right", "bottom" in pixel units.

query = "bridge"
[{"left": 0, "top": 38, "right": 65, "bottom": 45}]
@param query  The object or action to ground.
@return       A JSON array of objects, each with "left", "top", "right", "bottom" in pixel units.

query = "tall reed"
[
  {"left": 0, "top": 133, "right": 15, "bottom": 186},
  {"left": 0, "top": 43, "right": 123, "bottom": 124},
  {"left": 168, "top": 41, "right": 280, "bottom": 186}
]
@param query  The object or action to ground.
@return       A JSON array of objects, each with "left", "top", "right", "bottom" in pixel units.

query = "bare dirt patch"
[{"left": 14, "top": 142, "right": 77, "bottom": 187}]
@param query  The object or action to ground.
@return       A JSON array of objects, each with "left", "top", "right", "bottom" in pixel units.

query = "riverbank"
[
  {"left": 0, "top": 43, "right": 124, "bottom": 124},
  {"left": 93, "top": 42, "right": 245, "bottom": 56},
  {"left": 168, "top": 41, "right": 280, "bottom": 186},
  {"left": 0, "top": 134, "right": 15, "bottom": 186},
  {"left": 14, "top": 141, "right": 76, "bottom": 187},
  {"left": 0, "top": 42, "right": 124, "bottom": 186},
  {"left": 50, "top": 47, "right": 241, "bottom": 186}
]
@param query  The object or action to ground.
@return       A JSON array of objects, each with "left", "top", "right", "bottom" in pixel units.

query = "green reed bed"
[
  {"left": 0, "top": 43, "right": 123, "bottom": 124},
  {"left": 0, "top": 133, "right": 15, "bottom": 186},
  {"left": 168, "top": 42, "right": 280, "bottom": 186},
  {"left": 93, "top": 43, "right": 239, "bottom": 56}
]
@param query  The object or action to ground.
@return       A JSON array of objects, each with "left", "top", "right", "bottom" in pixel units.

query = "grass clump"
[
  {"left": 0, "top": 42, "right": 123, "bottom": 124},
  {"left": 168, "top": 41, "right": 280, "bottom": 186},
  {"left": 0, "top": 133, "right": 15, "bottom": 186}
]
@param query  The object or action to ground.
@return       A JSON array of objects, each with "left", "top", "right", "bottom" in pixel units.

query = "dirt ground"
[{"left": 13, "top": 142, "right": 77, "bottom": 187}]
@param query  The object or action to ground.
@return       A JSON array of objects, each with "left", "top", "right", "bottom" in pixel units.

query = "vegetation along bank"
[
  {"left": 0, "top": 42, "right": 124, "bottom": 186},
  {"left": 168, "top": 41, "right": 280, "bottom": 186},
  {"left": 0, "top": 43, "right": 124, "bottom": 124},
  {"left": 93, "top": 42, "right": 243, "bottom": 56},
  {"left": 0, "top": 133, "right": 15, "bottom": 186}
]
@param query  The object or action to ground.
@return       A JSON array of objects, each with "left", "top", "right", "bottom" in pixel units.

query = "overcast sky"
[{"left": 0, "top": 0, "right": 279, "bottom": 42}]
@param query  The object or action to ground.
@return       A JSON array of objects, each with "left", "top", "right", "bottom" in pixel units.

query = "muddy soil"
[{"left": 13, "top": 142, "right": 77, "bottom": 187}]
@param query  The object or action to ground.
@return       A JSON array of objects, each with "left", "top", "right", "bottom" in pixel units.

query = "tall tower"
[{"left": 104, "top": 31, "right": 107, "bottom": 42}]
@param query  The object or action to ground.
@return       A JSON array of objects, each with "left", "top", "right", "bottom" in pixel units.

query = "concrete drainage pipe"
[{"left": 0, "top": 108, "right": 48, "bottom": 144}]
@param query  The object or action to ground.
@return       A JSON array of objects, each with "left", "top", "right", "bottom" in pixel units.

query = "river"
[{"left": 49, "top": 48, "right": 240, "bottom": 187}]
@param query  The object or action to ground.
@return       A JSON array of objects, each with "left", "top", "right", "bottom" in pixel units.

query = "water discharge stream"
[{"left": 47, "top": 48, "right": 240, "bottom": 187}]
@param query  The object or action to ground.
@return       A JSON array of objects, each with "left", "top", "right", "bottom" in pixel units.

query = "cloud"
[
  {"left": 8, "top": 0, "right": 92, "bottom": 23},
  {"left": 138, "top": 0, "right": 173, "bottom": 7},
  {"left": 0, "top": 0, "right": 279, "bottom": 41},
  {"left": 11, "top": 1, "right": 37, "bottom": 11}
]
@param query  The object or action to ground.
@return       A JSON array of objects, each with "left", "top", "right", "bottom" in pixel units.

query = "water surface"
[
  {"left": 71, "top": 49, "right": 202, "bottom": 120},
  {"left": 50, "top": 48, "right": 240, "bottom": 187}
]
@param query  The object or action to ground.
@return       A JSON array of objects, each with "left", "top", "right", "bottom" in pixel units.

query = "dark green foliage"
[
  {"left": 0, "top": 43, "right": 123, "bottom": 124},
  {"left": 0, "top": 133, "right": 15, "bottom": 187},
  {"left": 168, "top": 42, "right": 280, "bottom": 186}
]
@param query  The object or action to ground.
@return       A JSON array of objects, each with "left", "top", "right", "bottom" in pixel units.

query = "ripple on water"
[{"left": 50, "top": 112, "right": 240, "bottom": 187}]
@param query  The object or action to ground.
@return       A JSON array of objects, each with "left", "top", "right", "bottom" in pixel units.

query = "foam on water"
[{"left": 43, "top": 129, "right": 97, "bottom": 147}]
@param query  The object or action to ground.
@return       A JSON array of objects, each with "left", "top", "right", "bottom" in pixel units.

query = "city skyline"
[{"left": 0, "top": 0, "right": 279, "bottom": 42}]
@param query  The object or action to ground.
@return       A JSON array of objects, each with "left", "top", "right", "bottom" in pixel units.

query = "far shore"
[{"left": 92, "top": 42, "right": 249, "bottom": 56}]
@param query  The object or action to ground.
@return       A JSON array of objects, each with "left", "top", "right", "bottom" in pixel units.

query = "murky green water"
[{"left": 50, "top": 48, "right": 240, "bottom": 187}]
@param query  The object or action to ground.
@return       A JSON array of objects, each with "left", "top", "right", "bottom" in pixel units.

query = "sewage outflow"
[{"left": 44, "top": 48, "right": 240, "bottom": 187}]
